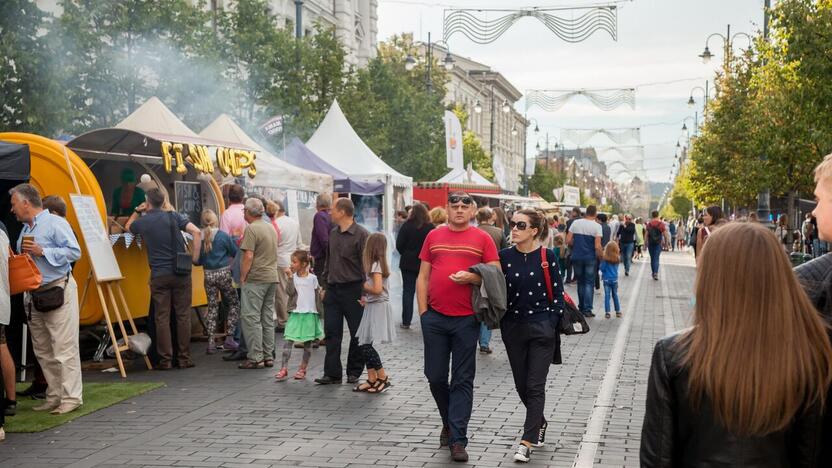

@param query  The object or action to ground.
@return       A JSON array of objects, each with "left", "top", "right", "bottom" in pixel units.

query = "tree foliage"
[
  {"left": 682, "top": 0, "right": 832, "bottom": 210},
  {"left": 528, "top": 162, "right": 564, "bottom": 202}
]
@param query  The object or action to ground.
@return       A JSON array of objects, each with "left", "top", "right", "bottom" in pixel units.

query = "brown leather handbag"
[{"left": 9, "top": 247, "right": 42, "bottom": 295}]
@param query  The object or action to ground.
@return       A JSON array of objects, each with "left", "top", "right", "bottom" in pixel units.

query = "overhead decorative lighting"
[
  {"left": 443, "top": 5, "right": 618, "bottom": 45},
  {"left": 561, "top": 127, "right": 641, "bottom": 146},
  {"left": 526, "top": 88, "right": 636, "bottom": 112}
]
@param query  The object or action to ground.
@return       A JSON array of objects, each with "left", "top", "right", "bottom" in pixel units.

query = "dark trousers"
[
  {"left": 323, "top": 281, "right": 365, "bottom": 379},
  {"left": 420, "top": 309, "right": 479, "bottom": 446},
  {"left": 573, "top": 259, "right": 596, "bottom": 313},
  {"left": 501, "top": 318, "right": 558, "bottom": 444},
  {"left": 401, "top": 269, "right": 418, "bottom": 326},
  {"left": 150, "top": 274, "right": 193, "bottom": 366},
  {"left": 648, "top": 243, "right": 662, "bottom": 275}
]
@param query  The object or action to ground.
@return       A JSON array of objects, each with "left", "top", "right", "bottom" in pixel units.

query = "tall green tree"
[
  {"left": 0, "top": 1, "right": 64, "bottom": 134},
  {"left": 528, "top": 162, "right": 564, "bottom": 202}
]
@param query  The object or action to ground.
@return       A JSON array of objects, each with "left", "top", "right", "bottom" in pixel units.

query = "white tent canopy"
[
  {"left": 437, "top": 167, "right": 497, "bottom": 187},
  {"left": 306, "top": 99, "right": 412, "bottom": 235},
  {"left": 116, "top": 97, "right": 201, "bottom": 138},
  {"left": 306, "top": 99, "right": 411, "bottom": 188},
  {"left": 200, "top": 114, "right": 332, "bottom": 195}
]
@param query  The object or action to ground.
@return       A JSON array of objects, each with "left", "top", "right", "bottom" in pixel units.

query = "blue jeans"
[
  {"left": 604, "top": 280, "right": 620, "bottom": 313},
  {"left": 573, "top": 259, "right": 596, "bottom": 314},
  {"left": 620, "top": 242, "right": 634, "bottom": 274},
  {"left": 421, "top": 309, "right": 479, "bottom": 446},
  {"left": 648, "top": 243, "right": 662, "bottom": 276},
  {"left": 479, "top": 322, "right": 492, "bottom": 349}
]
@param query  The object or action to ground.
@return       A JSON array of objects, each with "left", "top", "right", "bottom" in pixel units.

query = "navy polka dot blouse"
[{"left": 499, "top": 246, "right": 565, "bottom": 322}]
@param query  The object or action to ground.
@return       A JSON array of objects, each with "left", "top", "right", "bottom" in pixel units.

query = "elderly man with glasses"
[{"left": 416, "top": 191, "right": 501, "bottom": 463}]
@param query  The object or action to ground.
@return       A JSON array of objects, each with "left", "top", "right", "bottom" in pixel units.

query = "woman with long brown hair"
[
  {"left": 696, "top": 205, "right": 727, "bottom": 253},
  {"left": 641, "top": 222, "right": 832, "bottom": 467},
  {"left": 395, "top": 203, "right": 433, "bottom": 329}
]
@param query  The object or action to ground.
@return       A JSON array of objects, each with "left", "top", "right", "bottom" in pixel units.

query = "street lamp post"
[
  {"left": 404, "top": 32, "right": 455, "bottom": 92},
  {"left": 757, "top": 0, "right": 772, "bottom": 225},
  {"left": 699, "top": 24, "right": 753, "bottom": 69},
  {"left": 521, "top": 118, "right": 540, "bottom": 196},
  {"left": 687, "top": 81, "right": 714, "bottom": 115},
  {"left": 473, "top": 73, "right": 511, "bottom": 187}
]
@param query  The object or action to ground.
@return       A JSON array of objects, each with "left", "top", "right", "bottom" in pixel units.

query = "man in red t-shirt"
[{"left": 417, "top": 191, "right": 500, "bottom": 463}]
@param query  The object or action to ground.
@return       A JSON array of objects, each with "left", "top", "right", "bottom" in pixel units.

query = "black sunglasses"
[
  {"left": 509, "top": 221, "right": 529, "bottom": 231},
  {"left": 448, "top": 196, "right": 472, "bottom": 205}
]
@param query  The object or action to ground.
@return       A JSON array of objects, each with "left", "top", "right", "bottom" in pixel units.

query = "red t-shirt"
[{"left": 419, "top": 225, "right": 500, "bottom": 316}]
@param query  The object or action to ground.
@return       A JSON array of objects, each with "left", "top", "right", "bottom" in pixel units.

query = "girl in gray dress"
[{"left": 353, "top": 233, "right": 396, "bottom": 393}]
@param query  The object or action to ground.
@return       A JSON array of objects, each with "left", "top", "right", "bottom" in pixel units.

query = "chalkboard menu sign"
[{"left": 174, "top": 181, "right": 202, "bottom": 227}]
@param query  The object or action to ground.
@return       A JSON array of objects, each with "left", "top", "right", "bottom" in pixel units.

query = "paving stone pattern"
[{"left": 0, "top": 252, "right": 696, "bottom": 468}]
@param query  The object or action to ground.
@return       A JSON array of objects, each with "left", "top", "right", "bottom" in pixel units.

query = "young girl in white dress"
[
  {"left": 275, "top": 250, "right": 323, "bottom": 381},
  {"left": 353, "top": 233, "right": 396, "bottom": 393}
]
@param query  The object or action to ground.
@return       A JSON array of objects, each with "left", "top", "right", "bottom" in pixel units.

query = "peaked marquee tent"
[
  {"left": 200, "top": 114, "right": 332, "bottom": 195},
  {"left": 280, "top": 137, "right": 384, "bottom": 195},
  {"left": 200, "top": 115, "right": 333, "bottom": 245},
  {"left": 437, "top": 166, "right": 497, "bottom": 187},
  {"left": 306, "top": 99, "right": 412, "bottom": 234}
]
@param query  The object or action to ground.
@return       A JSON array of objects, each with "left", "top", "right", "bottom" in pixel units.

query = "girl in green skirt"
[{"left": 275, "top": 250, "right": 324, "bottom": 381}]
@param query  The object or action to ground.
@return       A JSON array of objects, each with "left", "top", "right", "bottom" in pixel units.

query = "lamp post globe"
[
  {"left": 474, "top": 100, "right": 483, "bottom": 114},
  {"left": 687, "top": 96, "right": 695, "bottom": 107},
  {"left": 404, "top": 54, "right": 416, "bottom": 71},
  {"left": 699, "top": 45, "right": 713, "bottom": 64},
  {"left": 442, "top": 53, "right": 455, "bottom": 71},
  {"left": 501, "top": 99, "right": 511, "bottom": 113}
]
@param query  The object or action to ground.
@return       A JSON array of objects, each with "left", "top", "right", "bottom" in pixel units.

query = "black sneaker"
[
  {"left": 479, "top": 346, "right": 492, "bottom": 354},
  {"left": 534, "top": 420, "right": 548, "bottom": 447},
  {"left": 4, "top": 399, "right": 16, "bottom": 416},
  {"left": 16, "top": 383, "right": 47, "bottom": 397},
  {"left": 450, "top": 443, "right": 469, "bottom": 462},
  {"left": 346, "top": 375, "right": 361, "bottom": 384},
  {"left": 314, "top": 375, "right": 342, "bottom": 385},
  {"left": 439, "top": 425, "right": 449, "bottom": 447},
  {"left": 513, "top": 443, "right": 531, "bottom": 462}
]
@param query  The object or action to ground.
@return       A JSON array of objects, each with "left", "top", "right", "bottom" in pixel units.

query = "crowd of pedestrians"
[{"left": 6, "top": 152, "right": 832, "bottom": 468}]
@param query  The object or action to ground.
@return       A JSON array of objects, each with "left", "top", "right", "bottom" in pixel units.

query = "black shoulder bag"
[
  {"left": 541, "top": 247, "right": 589, "bottom": 335},
  {"left": 169, "top": 213, "right": 192, "bottom": 276},
  {"left": 31, "top": 273, "right": 70, "bottom": 313}
]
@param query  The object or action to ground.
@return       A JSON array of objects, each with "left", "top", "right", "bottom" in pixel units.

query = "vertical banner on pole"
[{"left": 444, "top": 111, "right": 464, "bottom": 171}]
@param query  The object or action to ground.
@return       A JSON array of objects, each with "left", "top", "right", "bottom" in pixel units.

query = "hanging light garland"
[
  {"left": 525, "top": 88, "right": 635, "bottom": 112},
  {"left": 560, "top": 127, "right": 640, "bottom": 145},
  {"left": 442, "top": 5, "right": 618, "bottom": 45}
]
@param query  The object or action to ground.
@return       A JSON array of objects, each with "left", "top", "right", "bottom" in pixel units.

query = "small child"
[
  {"left": 553, "top": 233, "right": 568, "bottom": 280},
  {"left": 600, "top": 242, "right": 622, "bottom": 319},
  {"left": 275, "top": 250, "right": 323, "bottom": 381},
  {"left": 353, "top": 233, "right": 396, "bottom": 394}
]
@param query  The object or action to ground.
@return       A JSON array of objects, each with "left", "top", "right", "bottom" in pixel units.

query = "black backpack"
[{"left": 647, "top": 223, "right": 663, "bottom": 246}]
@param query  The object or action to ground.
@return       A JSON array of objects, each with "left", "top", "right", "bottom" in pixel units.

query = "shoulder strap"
[{"left": 540, "top": 247, "right": 554, "bottom": 303}]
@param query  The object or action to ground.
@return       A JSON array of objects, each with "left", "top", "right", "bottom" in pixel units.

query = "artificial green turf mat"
[{"left": 6, "top": 381, "right": 164, "bottom": 433}]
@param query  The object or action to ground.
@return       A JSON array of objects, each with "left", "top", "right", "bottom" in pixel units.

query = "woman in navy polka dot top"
[{"left": 498, "top": 208, "right": 565, "bottom": 463}]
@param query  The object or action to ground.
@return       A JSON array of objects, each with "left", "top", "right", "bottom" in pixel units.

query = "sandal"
[
  {"left": 294, "top": 368, "right": 307, "bottom": 380},
  {"left": 352, "top": 380, "right": 376, "bottom": 392},
  {"left": 616, "top": 312, "right": 623, "bottom": 318},
  {"left": 238, "top": 360, "right": 264, "bottom": 369},
  {"left": 367, "top": 378, "right": 391, "bottom": 394},
  {"left": 605, "top": 313, "right": 611, "bottom": 319},
  {"left": 263, "top": 359, "right": 274, "bottom": 368},
  {"left": 275, "top": 368, "right": 289, "bottom": 381}
]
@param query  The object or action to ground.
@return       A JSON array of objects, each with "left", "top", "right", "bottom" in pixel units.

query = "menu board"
[
  {"left": 70, "top": 194, "right": 122, "bottom": 282},
  {"left": 175, "top": 181, "right": 202, "bottom": 227}
]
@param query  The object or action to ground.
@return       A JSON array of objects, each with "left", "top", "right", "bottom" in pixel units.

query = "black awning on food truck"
[{"left": 0, "top": 141, "right": 31, "bottom": 180}]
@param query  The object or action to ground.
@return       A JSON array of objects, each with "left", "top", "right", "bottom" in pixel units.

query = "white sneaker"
[
  {"left": 0, "top": 427, "right": 5, "bottom": 442},
  {"left": 513, "top": 443, "right": 531, "bottom": 463}
]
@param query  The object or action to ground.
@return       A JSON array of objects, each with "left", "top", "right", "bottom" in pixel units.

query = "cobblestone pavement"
[{"left": 0, "top": 251, "right": 696, "bottom": 468}]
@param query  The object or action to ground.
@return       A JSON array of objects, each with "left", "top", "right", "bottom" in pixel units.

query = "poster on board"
[
  {"left": 174, "top": 181, "right": 202, "bottom": 227},
  {"left": 70, "top": 194, "right": 122, "bottom": 282}
]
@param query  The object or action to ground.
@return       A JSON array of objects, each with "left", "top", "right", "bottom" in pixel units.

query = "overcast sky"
[{"left": 377, "top": 0, "right": 767, "bottom": 182}]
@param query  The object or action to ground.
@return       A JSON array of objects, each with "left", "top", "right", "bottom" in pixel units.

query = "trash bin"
[{"left": 790, "top": 252, "right": 812, "bottom": 267}]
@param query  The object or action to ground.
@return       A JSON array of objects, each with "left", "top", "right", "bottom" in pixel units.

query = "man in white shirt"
[{"left": 274, "top": 200, "right": 301, "bottom": 331}]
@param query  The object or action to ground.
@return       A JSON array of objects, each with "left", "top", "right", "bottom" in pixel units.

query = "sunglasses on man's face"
[
  {"left": 448, "top": 196, "right": 472, "bottom": 206},
  {"left": 510, "top": 221, "right": 529, "bottom": 231}
]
